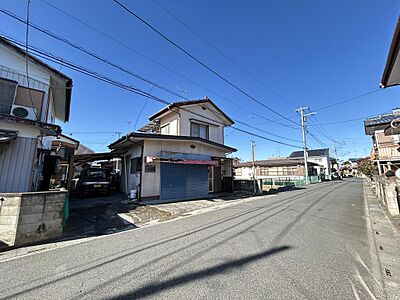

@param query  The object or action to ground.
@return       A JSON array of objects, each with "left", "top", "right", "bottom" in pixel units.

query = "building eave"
[
  {"left": 109, "top": 132, "right": 236, "bottom": 153},
  {"left": 0, "top": 113, "right": 61, "bottom": 136},
  {"left": 381, "top": 16, "right": 400, "bottom": 88}
]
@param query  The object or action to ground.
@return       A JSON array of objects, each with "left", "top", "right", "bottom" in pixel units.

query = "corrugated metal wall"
[
  {"left": 160, "top": 164, "right": 208, "bottom": 201},
  {"left": 0, "top": 137, "right": 36, "bottom": 192}
]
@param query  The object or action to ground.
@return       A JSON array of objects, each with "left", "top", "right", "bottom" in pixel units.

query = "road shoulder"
[{"left": 363, "top": 181, "right": 400, "bottom": 298}]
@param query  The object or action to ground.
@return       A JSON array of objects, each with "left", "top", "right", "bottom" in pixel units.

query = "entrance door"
[
  {"left": 213, "top": 166, "right": 222, "bottom": 193},
  {"left": 208, "top": 166, "right": 213, "bottom": 192}
]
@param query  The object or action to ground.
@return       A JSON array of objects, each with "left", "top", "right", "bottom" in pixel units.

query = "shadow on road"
[
  {"left": 112, "top": 246, "right": 291, "bottom": 299},
  {"left": 2, "top": 182, "right": 348, "bottom": 299}
]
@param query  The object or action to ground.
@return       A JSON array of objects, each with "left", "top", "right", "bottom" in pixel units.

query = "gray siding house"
[{"left": 0, "top": 37, "right": 72, "bottom": 192}]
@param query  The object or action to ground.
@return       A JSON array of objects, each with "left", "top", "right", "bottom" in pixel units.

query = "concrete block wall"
[
  {"left": 0, "top": 195, "right": 21, "bottom": 245},
  {"left": 369, "top": 176, "right": 400, "bottom": 216},
  {"left": 0, "top": 191, "right": 67, "bottom": 247}
]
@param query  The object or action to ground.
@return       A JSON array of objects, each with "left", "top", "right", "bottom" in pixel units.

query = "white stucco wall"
[
  {"left": 141, "top": 139, "right": 227, "bottom": 198},
  {"left": 0, "top": 120, "right": 40, "bottom": 139},
  {"left": 159, "top": 112, "right": 179, "bottom": 135},
  {"left": 0, "top": 44, "right": 51, "bottom": 84},
  {"left": 308, "top": 156, "right": 331, "bottom": 175},
  {"left": 122, "top": 144, "right": 143, "bottom": 195},
  {"left": 158, "top": 104, "right": 228, "bottom": 144}
]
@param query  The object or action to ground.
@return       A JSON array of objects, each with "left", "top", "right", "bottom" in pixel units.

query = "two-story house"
[
  {"left": 109, "top": 98, "right": 236, "bottom": 202},
  {"left": 364, "top": 109, "right": 400, "bottom": 175},
  {"left": 288, "top": 148, "right": 331, "bottom": 180},
  {"left": 0, "top": 37, "right": 72, "bottom": 192}
]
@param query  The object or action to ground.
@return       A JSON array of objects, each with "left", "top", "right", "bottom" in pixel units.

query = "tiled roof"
[
  {"left": 148, "top": 98, "right": 234, "bottom": 125},
  {"left": 364, "top": 114, "right": 400, "bottom": 127},
  {"left": 289, "top": 148, "right": 329, "bottom": 158}
]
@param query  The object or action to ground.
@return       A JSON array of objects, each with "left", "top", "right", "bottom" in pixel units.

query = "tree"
[{"left": 357, "top": 159, "right": 377, "bottom": 176}]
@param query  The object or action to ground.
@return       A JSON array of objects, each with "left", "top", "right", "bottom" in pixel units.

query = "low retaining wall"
[
  {"left": 367, "top": 176, "right": 400, "bottom": 216},
  {"left": 0, "top": 191, "right": 67, "bottom": 247}
]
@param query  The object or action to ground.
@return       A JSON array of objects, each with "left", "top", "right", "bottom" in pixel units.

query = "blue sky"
[{"left": 1, "top": 0, "right": 400, "bottom": 161}]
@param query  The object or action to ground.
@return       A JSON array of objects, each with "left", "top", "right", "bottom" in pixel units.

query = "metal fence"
[{"left": 262, "top": 176, "right": 320, "bottom": 187}]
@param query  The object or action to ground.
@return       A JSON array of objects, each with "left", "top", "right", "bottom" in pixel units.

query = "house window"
[
  {"left": 160, "top": 124, "right": 170, "bottom": 135},
  {"left": 0, "top": 78, "right": 17, "bottom": 115},
  {"left": 190, "top": 122, "right": 209, "bottom": 140},
  {"left": 130, "top": 157, "right": 142, "bottom": 174},
  {"left": 234, "top": 168, "right": 242, "bottom": 176}
]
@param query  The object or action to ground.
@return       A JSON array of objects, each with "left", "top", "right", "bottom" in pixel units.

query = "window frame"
[
  {"left": 190, "top": 122, "right": 209, "bottom": 140},
  {"left": 130, "top": 157, "right": 142, "bottom": 174},
  {"left": 160, "top": 123, "right": 170, "bottom": 135}
]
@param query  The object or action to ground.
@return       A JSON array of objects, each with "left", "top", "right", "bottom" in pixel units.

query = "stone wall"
[
  {"left": 0, "top": 191, "right": 67, "bottom": 247},
  {"left": 368, "top": 176, "right": 400, "bottom": 216}
]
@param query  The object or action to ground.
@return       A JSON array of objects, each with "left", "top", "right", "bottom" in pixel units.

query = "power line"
[
  {"left": 308, "top": 131, "right": 329, "bottom": 148},
  {"left": 1, "top": 6, "right": 299, "bottom": 130},
  {"left": 230, "top": 127, "right": 302, "bottom": 148},
  {"left": 307, "top": 115, "right": 336, "bottom": 143},
  {"left": 24, "top": 0, "right": 39, "bottom": 121},
  {"left": 314, "top": 89, "right": 382, "bottom": 112},
  {"left": 113, "top": 0, "right": 299, "bottom": 126},
  {"left": 0, "top": 8, "right": 187, "bottom": 102},
  {"left": 68, "top": 131, "right": 122, "bottom": 135},
  {"left": 4, "top": 35, "right": 302, "bottom": 148},
  {"left": 152, "top": 0, "right": 295, "bottom": 108},
  {"left": 234, "top": 119, "right": 302, "bottom": 144}
]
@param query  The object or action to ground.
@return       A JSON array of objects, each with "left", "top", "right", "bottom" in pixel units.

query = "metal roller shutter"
[
  {"left": 160, "top": 163, "right": 208, "bottom": 201},
  {"left": 186, "top": 165, "right": 208, "bottom": 199}
]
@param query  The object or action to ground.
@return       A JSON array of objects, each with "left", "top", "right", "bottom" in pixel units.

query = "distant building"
[
  {"left": 50, "top": 134, "right": 95, "bottom": 188},
  {"left": 234, "top": 158, "right": 318, "bottom": 181},
  {"left": 288, "top": 148, "right": 331, "bottom": 180}
]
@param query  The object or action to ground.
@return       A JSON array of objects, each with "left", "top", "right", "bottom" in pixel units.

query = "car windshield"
[{"left": 86, "top": 169, "right": 107, "bottom": 179}]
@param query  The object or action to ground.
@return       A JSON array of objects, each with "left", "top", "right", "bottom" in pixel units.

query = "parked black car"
[{"left": 76, "top": 167, "right": 111, "bottom": 197}]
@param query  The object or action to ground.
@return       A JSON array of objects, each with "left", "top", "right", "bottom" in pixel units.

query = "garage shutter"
[
  {"left": 186, "top": 165, "right": 208, "bottom": 199},
  {"left": 160, "top": 163, "right": 208, "bottom": 201}
]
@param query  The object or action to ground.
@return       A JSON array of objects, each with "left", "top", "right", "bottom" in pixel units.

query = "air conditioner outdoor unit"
[{"left": 10, "top": 105, "right": 37, "bottom": 121}]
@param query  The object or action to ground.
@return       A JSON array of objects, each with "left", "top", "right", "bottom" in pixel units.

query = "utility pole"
[
  {"left": 296, "top": 107, "right": 316, "bottom": 184},
  {"left": 251, "top": 141, "right": 256, "bottom": 194},
  {"left": 126, "top": 121, "right": 132, "bottom": 133}
]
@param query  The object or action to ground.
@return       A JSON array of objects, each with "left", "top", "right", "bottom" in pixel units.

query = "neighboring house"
[
  {"left": 0, "top": 36, "right": 72, "bottom": 192},
  {"left": 288, "top": 148, "right": 331, "bottom": 179},
  {"left": 348, "top": 158, "right": 363, "bottom": 169},
  {"left": 109, "top": 98, "right": 236, "bottom": 201},
  {"left": 234, "top": 158, "right": 318, "bottom": 181},
  {"left": 364, "top": 109, "right": 400, "bottom": 175}
]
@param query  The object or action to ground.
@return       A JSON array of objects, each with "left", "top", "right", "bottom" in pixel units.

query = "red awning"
[{"left": 146, "top": 156, "right": 219, "bottom": 166}]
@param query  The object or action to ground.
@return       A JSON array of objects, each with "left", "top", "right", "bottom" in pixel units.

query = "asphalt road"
[{"left": 0, "top": 179, "right": 396, "bottom": 299}]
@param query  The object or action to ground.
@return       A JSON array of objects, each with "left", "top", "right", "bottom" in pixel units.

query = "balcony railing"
[{"left": 375, "top": 145, "right": 400, "bottom": 160}]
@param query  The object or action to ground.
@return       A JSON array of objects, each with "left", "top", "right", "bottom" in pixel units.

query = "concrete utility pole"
[
  {"left": 251, "top": 140, "right": 256, "bottom": 194},
  {"left": 296, "top": 107, "right": 316, "bottom": 184}
]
